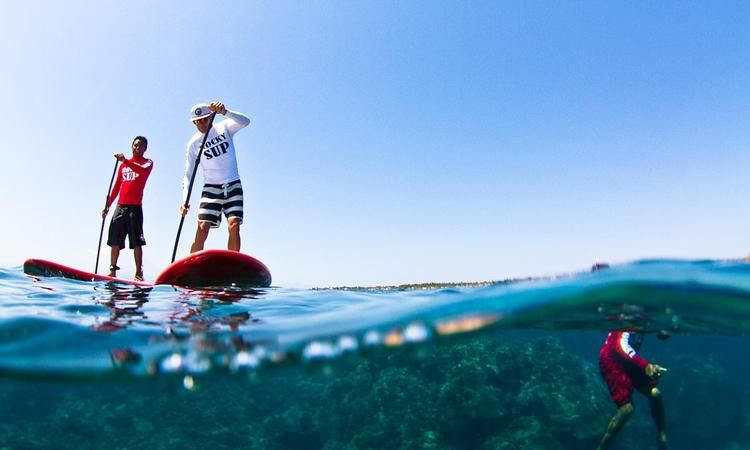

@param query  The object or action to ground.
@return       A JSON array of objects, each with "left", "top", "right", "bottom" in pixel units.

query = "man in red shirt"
[
  {"left": 101, "top": 136, "right": 153, "bottom": 281},
  {"left": 596, "top": 330, "right": 668, "bottom": 450}
]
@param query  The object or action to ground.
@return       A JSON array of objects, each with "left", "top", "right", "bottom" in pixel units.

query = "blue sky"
[{"left": 2, "top": 1, "right": 749, "bottom": 287}]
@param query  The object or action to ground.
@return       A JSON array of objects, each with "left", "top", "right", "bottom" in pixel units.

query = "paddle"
[
  {"left": 171, "top": 112, "right": 217, "bottom": 262},
  {"left": 95, "top": 159, "right": 120, "bottom": 274}
]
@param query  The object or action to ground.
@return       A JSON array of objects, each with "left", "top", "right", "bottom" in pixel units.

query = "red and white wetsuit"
[
  {"left": 599, "top": 331, "right": 656, "bottom": 406},
  {"left": 106, "top": 156, "right": 154, "bottom": 207}
]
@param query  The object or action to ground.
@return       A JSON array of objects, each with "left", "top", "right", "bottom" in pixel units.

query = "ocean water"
[{"left": 0, "top": 260, "right": 749, "bottom": 450}]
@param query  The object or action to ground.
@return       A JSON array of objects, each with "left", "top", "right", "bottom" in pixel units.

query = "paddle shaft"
[
  {"left": 171, "top": 112, "right": 217, "bottom": 262},
  {"left": 95, "top": 159, "right": 120, "bottom": 274}
]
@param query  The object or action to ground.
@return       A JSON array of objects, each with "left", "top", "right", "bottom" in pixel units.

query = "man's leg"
[
  {"left": 228, "top": 218, "right": 241, "bottom": 251},
  {"left": 190, "top": 222, "right": 211, "bottom": 253},
  {"left": 648, "top": 387, "right": 667, "bottom": 449},
  {"left": 133, "top": 246, "right": 143, "bottom": 280},
  {"left": 109, "top": 245, "right": 121, "bottom": 277},
  {"left": 596, "top": 402, "right": 634, "bottom": 450}
]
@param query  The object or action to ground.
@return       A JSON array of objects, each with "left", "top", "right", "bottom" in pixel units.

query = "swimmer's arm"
[{"left": 616, "top": 332, "right": 650, "bottom": 369}]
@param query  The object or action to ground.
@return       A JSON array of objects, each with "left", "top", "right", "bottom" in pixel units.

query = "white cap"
[{"left": 190, "top": 103, "right": 211, "bottom": 121}]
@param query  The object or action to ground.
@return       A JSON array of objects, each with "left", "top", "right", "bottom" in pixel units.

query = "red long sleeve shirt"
[
  {"left": 600, "top": 330, "right": 649, "bottom": 370},
  {"left": 106, "top": 156, "right": 153, "bottom": 207}
]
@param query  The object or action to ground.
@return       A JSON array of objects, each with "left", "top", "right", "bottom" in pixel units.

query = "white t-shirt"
[{"left": 182, "top": 110, "right": 251, "bottom": 200}]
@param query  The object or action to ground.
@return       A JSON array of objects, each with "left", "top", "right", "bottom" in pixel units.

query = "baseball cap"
[{"left": 190, "top": 103, "right": 212, "bottom": 121}]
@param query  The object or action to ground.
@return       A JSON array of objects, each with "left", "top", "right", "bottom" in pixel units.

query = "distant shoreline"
[
  {"left": 317, "top": 257, "right": 748, "bottom": 292},
  {"left": 313, "top": 277, "right": 537, "bottom": 291}
]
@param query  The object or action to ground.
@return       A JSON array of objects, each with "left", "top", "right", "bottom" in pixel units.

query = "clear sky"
[{"left": 2, "top": 1, "right": 749, "bottom": 287}]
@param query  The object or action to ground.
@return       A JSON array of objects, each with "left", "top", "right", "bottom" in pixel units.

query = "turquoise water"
[{"left": 1, "top": 260, "right": 749, "bottom": 449}]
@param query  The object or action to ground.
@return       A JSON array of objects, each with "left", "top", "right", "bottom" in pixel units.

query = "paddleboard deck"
[{"left": 24, "top": 249, "right": 272, "bottom": 288}]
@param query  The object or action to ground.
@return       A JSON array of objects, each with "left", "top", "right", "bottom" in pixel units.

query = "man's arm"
[
  {"left": 223, "top": 110, "right": 251, "bottom": 135},
  {"left": 120, "top": 157, "right": 153, "bottom": 174},
  {"left": 209, "top": 101, "right": 250, "bottom": 135},
  {"left": 181, "top": 142, "right": 198, "bottom": 211},
  {"left": 614, "top": 331, "right": 650, "bottom": 369}
]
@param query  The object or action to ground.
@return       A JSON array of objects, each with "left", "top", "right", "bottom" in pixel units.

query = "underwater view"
[{"left": 0, "top": 259, "right": 749, "bottom": 449}]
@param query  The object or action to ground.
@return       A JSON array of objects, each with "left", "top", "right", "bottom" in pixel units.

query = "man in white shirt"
[{"left": 180, "top": 101, "right": 251, "bottom": 253}]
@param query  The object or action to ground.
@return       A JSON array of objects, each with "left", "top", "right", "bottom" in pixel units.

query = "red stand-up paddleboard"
[
  {"left": 154, "top": 249, "right": 271, "bottom": 287},
  {"left": 23, "top": 259, "right": 153, "bottom": 287},
  {"left": 24, "top": 249, "right": 272, "bottom": 288}
]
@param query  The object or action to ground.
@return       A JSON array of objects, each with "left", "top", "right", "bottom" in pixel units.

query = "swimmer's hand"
[{"left": 646, "top": 364, "right": 668, "bottom": 378}]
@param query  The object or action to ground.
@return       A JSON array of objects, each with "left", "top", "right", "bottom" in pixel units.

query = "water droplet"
[
  {"left": 404, "top": 323, "right": 429, "bottom": 342},
  {"left": 303, "top": 341, "right": 336, "bottom": 360},
  {"left": 184, "top": 351, "right": 211, "bottom": 373},
  {"left": 161, "top": 353, "right": 183, "bottom": 372},
  {"left": 231, "top": 350, "right": 260, "bottom": 370},
  {"left": 183, "top": 375, "right": 196, "bottom": 390},
  {"left": 364, "top": 330, "right": 381, "bottom": 346},
  {"left": 383, "top": 330, "right": 404, "bottom": 347},
  {"left": 337, "top": 335, "right": 358, "bottom": 352}
]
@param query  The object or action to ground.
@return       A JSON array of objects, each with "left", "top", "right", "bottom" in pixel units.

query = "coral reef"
[{"left": 0, "top": 333, "right": 746, "bottom": 449}]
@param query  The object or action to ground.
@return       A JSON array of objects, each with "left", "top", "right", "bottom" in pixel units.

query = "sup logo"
[
  {"left": 194, "top": 108, "right": 203, "bottom": 116},
  {"left": 202, "top": 133, "right": 229, "bottom": 160},
  {"left": 122, "top": 167, "right": 139, "bottom": 181}
]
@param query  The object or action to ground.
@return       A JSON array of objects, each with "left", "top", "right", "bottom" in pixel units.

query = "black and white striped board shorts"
[{"left": 198, "top": 179, "right": 244, "bottom": 228}]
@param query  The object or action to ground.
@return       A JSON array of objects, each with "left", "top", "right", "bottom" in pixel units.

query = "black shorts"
[
  {"left": 107, "top": 205, "right": 146, "bottom": 249},
  {"left": 198, "top": 180, "right": 244, "bottom": 228}
]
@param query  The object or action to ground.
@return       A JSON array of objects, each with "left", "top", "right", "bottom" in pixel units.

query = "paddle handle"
[
  {"left": 95, "top": 159, "right": 120, "bottom": 274},
  {"left": 171, "top": 112, "right": 217, "bottom": 262}
]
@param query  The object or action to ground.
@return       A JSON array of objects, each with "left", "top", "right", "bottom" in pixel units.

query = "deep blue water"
[{"left": 0, "top": 260, "right": 749, "bottom": 449}]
